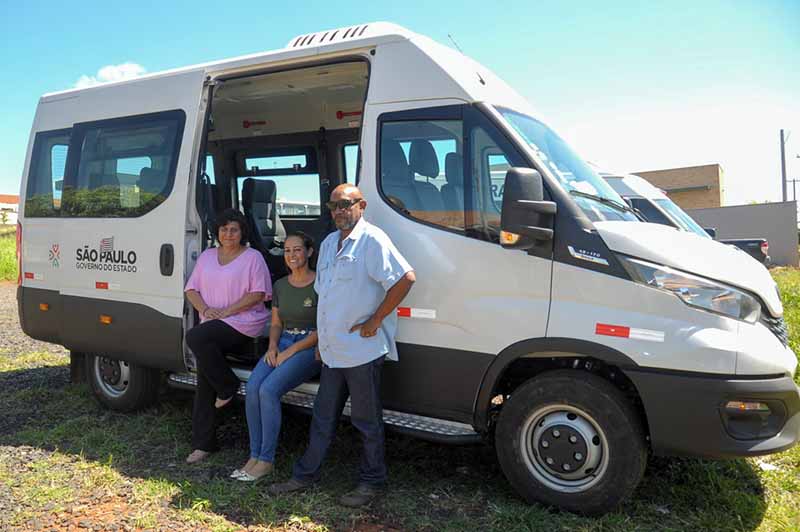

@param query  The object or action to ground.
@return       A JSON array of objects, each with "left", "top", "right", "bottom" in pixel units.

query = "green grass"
[
  {"left": 0, "top": 231, "right": 15, "bottom": 282},
  {"left": 771, "top": 267, "right": 800, "bottom": 385},
  {"left": 0, "top": 273, "right": 799, "bottom": 530}
]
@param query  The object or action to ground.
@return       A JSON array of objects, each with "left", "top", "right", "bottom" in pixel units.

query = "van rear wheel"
[
  {"left": 495, "top": 370, "right": 647, "bottom": 515},
  {"left": 85, "top": 354, "right": 160, "bottom": 412}
]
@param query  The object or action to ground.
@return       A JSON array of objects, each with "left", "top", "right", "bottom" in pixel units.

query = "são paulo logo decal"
[
  {"left": 48, "top": 244, "right": 60, "bottom": 268},
  {"left": 75, "top": 236, "right": 138, "bottom": 273}
]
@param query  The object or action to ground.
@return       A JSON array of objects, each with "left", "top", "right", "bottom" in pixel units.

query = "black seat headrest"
[
  {"left": 381, "top": 140, "right": 411, "bottom": 184},
  {"left": 444, "top": 153, "right": 463, "bottom": 186},
  {"left": 409, "top": 140, "right": 439, "bottom": 179},
  {"left": 138, "top": 167, "right": 165, "bottom": 194},
  {"left": 242, "top": 178, "right": 276, "bottom": 209}
]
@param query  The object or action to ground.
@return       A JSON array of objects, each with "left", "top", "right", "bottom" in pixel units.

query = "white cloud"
[{"left": 74, "top": 62, "right": 146, "bottom": 88}]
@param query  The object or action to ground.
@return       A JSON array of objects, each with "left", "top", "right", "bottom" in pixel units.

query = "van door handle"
[{"left": 160, "top": 244, "right": 174, "bottom": 276}]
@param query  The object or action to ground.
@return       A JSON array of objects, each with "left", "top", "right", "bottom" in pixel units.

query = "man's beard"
[{"left": 335, "top": 216, "right": 357, "bottom": 231}]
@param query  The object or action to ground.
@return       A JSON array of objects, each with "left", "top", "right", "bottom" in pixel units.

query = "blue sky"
[{"left": 1, "top": 0, "right": 798, "bottom": 205}]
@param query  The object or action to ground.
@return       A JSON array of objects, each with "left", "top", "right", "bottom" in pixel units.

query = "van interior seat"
[
  {"left": 241, "top": 178, "right": 287, "bottom": 283},
  {"left": 89, "top": 172, "right": 119, "bottom": 190},
  {"left": 442, "top": 152, "right": 464, "bottom": 212},
  {"left": 381, "top": 140, "right": 420, "bottom": 212},
  {"left": 408, "top": 139, "right": 446, "bottom": 213},
  {"left": 138, "top": 167, "right": 165, "bottom": 195}
]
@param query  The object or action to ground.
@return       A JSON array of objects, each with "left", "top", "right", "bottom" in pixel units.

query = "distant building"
[
  {"left": 633, "top": 164, "right": 724, "bottom": 209},
  {"left": 277, "top": 199, "right": 320, "bottom": 216},
  {"left": 0, "top": 194, "right": 19, "bottom": 225}
]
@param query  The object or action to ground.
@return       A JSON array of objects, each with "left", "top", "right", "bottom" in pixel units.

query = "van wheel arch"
[
  {"left": 474, "top": 338, "right": 648, "bottom": 437},
  {"left": 85, "top": 353, "right": 161, "bottom": 412}
]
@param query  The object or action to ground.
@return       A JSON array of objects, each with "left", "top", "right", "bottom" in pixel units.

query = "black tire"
[
  {"left": 495, "top": 370, "right": 647, "bottom": 516},
  {"left": 85, "top": 353, "right": 161, "bottom": 412}
]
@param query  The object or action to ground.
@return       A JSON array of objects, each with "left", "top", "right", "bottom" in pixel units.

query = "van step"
[{"left": 167, "top": 372, "right": 481, "bottom": 444}]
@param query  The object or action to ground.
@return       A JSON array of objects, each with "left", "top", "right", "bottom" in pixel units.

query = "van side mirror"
[
  {"left": 500, "top": 168, "right": 557, "bottom": 249},
  {"left": 704, "top": 227, "right": 717, "bottom": 239}
]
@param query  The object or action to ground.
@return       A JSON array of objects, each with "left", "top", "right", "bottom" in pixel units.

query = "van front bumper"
[{"left": 625, "top": 369, "right": 800, "bottom": 458}]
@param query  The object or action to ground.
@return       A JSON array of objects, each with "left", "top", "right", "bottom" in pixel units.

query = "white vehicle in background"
[
  {"left": 599, "top": 171, "right": 712, "bottom": 237},
  {"left": 601, "top": 171, "right": 771, "bottom": 265},
  {"left": 16, "top": 22, "right": 798, "bottom": 515}
]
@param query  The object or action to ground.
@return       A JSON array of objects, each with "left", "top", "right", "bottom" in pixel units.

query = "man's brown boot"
[
  {"left": 268, "top": 477, "right": 310, "bottom": 495},
  {"left": 339, "top": 483, "right": 383, "bottom": 508}
]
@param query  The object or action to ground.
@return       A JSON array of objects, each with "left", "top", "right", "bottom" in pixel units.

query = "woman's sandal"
[
  {"left": 185, "top": 449, "right": 211, "bottom": 464},
  {"left": 236, "top": 470, "right": 271, "bottom": 482},
  {"left": 236, "top": 462, "right": 274, "bottom": 482},
  {"left": 215, "top": 395, "right": 234, "bottom": 409}
]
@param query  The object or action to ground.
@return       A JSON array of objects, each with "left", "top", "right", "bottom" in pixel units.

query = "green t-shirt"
[{"left": 272, "top": 277, "right": 317, "bottom": 330}]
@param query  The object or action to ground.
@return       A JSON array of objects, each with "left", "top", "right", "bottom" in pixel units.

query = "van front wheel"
[
  {"left": 495, "top": 370, "right": 647, "bottom": 515},
  {"left": 85, "top": 354, "right": 160, "bottom": 412}
]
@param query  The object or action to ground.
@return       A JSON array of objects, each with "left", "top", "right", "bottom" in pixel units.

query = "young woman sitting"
[{"left": 233, "top": 231, "right": 322, "bottom": 481}]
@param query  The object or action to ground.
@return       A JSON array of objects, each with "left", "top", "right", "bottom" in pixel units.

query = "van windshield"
[
  {"left": 497, "top": 108, "right": 638, "bottom": 222},
  {"left": 654, "top": 198, "right": 711, "bottom": 238}
]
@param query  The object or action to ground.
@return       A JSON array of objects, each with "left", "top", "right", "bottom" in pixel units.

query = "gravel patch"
[{"left": 0, "top": 282, "right": 68, "bottom": 357}]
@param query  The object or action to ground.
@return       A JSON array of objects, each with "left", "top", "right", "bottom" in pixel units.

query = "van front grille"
[{"left": 761, "top": 314, "right": 789, "bottom": 347}]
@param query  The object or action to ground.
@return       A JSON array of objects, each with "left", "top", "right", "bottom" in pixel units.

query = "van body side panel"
[
  {"left": 383, "top": 343, "right": 494, "bottom": 422},
  {"left": 548, "top": 261, "right": 739, "bottom": 374},
  {"left": 59, "top": 294, "right": 184, "bottom": 371},
  {"left": 17, "top": 287, "right": 62, "bottom": 344}
]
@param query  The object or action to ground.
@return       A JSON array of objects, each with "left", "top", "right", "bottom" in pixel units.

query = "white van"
[
  {"left": 601, "top": 172, "right": 714, "bottom": 238},
  {"left": 17, "top": 23, "right": 799, "bottom": 515}
]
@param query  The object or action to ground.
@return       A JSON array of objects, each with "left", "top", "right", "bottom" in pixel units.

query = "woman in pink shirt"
[{"left": 184, "top": 209, "right": 272, "bottom": 464}]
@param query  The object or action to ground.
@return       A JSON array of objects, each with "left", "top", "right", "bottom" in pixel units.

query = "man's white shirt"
[{"left": 314, "top": 217, "right": 413, "bottom": 368}]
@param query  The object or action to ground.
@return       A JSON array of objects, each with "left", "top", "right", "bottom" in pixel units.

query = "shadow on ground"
[{"left": 0, "top": 363, "right": 771, "bottom": 531}]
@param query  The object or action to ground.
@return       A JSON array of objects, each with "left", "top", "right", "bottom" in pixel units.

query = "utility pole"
[{"left": 781, "top": 129, "right": 787, "bottom": 202}]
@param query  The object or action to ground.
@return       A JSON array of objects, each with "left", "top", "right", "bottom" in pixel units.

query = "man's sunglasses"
[{"left": 325, "top": 198, "right": 363, "bottom": 211}]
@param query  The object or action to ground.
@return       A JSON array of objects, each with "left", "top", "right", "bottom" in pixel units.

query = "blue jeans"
[
  {"left": 293, "top": 355, "right": 386, "bottom": 486},
  {"left": 245, "top": 330, "right": 321, "bottom": 462}
]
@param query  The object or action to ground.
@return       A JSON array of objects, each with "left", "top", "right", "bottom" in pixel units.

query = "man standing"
[{"left": 269, "top": 184, "right": 415, "bottom": 507}]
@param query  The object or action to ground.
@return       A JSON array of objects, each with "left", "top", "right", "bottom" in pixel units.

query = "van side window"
[
  {"left": 464, "top": 107, "right": 529, "bottom": 243},
  {"left": 379, "top": 106, "right": 527, "bottom": 242},
  {"left": 24, "top": 130, "right": 71, "bottom": 217},
  {"left": 343, "top": 144, "right": 359, "bottom": 184},
  {"left": 629, "top": 198, "right": 671, "bottom": 225},
  {"left": 465, "top": 126, "right": 509, "bottom": 242},
  {"left": 379, "top": 120, "right": 465, "bottom": 231},
  {"left": 204, "top": 155, "right": 216, "bottom": 184},
  {"left": 236, "top": 150, "right": 320, "bottom": 217},
  {"left": 62, "top": 110, "right": 185, "bottom": 217}
]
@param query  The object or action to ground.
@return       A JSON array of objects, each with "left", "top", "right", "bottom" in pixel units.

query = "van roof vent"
[{"left": 288, "top": 24, "right": 371, "bottom": 48}]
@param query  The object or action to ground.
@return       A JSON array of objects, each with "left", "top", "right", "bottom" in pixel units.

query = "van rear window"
[
  {"left": 61, "top": 110, "right": 185, "bottom": 218},
  {"left": 25, "top": 129, "right": 71, "bottom": 217}
]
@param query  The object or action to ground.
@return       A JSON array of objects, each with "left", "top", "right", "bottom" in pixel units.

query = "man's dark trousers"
[{"left": 293, "top": 355, "right": 386, "bottom": 486}]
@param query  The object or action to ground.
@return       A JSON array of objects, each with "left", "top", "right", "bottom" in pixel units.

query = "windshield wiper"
[{"left": 569, "top": 190, "right": 643, "bottom": 220}]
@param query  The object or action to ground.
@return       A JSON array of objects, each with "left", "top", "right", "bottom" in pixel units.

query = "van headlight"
[{"left": 618, "top": 256, "right": 761, "bottom": 323}]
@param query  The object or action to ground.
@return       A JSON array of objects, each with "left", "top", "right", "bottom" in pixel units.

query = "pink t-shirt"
[{"left": 185, "top": 247, "right": 272, "bottom": 338}]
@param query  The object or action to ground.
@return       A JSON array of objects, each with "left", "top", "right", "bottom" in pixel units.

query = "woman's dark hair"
[
  {"left": 284, "top": 231, "right": 314, "bottom": 251},
  {"left": 214, "top": 208, "right": 249, "bottom": 245}
]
